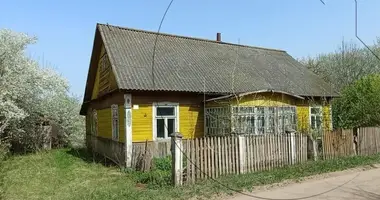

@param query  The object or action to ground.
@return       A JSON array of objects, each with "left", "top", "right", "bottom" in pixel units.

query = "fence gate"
[
  {"left": 357, "top": 127, "right": 380, "bottom": 156},
  {"left": 322, "top": 129, "right": 354, "bottom": 159}
]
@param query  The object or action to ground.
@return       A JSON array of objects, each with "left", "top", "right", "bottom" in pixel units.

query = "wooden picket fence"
[
  {"left": 182, "top": 134, "right": 308, "bottom": 184},
  {"left": 244, "top": 134, "right": 307, "bottom": 173},
  {"left": 322, "top": 129, "right": 355, "bottom": 159},
  {"left": 357, "top": 127, "right": 380, "bottom": 156}
]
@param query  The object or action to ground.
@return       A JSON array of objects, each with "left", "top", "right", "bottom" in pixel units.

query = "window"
[
  {"left": 278, "top": 107, "right": 297, "bottom": 133},
  {"left": 265, "top": 107, "right": 275, "bottom": 134},
  {"left": 153, "top": 103, "right": 179, "bottom": 140},
  {"left": 206, "top": 107, "right": 231, "bottom": 135},
  {"left": 310, "top": 106, "right": 322, "bottom": 130},
  {"left": 111, "top": 104, "right": 119, "bottom": 141},
  {"left": 207, "top": 106, "right": 297, "bottom": 135}
]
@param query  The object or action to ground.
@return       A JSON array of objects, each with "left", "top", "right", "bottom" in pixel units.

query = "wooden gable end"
[{"left": 91, "top": 44, "right": 118, "bottom": 100}]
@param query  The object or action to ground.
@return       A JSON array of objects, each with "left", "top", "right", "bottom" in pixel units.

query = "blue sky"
[{"left": 1, "top": 0, "right": 380, "bottom": 98}]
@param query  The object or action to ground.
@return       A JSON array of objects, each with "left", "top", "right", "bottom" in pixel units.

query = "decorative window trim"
[
  {"left": 92, "top": 109, "right": 98, "bottom": 136},
  {"left": 111, "top": 104, "right": 119, "bottom": 141},
  {"left": 309, "top": 105, "right": 323, "bottom": 131},
  {"left": 152, "top": 102, "right": 179, "bottom": 141}
]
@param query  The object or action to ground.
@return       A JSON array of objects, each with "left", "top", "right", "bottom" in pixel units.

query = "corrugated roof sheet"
[{"left": 98, "top": 23, "right": 338, "bottom": 97}]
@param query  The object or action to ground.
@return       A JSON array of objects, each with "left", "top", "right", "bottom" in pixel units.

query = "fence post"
[
  {"left": 291, "top": 132, "right": 296, "bottom": 164},
  {"left": 307, "top": 135, "right": 318, "bottom": 161},
  {"left": 286, "top": 129, "right": 296, "bottom": 165},
  {"left": 312, "top": 139, "right": 318, "bottom": 161},
  {"left": 238, "top": 135, "right": 246, "bottom": 174},
  {"left": 124, "top": 94, "right": 133, "bottom": 168},
  {"left": 171, "top": 132, "right": 183, "bottom": 186}
]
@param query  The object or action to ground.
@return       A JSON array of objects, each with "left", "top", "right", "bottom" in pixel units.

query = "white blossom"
[{"left": 0, "top": 29, "right": 84, "bottom": 152}]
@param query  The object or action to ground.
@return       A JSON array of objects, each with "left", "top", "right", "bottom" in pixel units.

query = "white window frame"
[
  {"left": 309, "top": 105, "right": 323, "bottom": 130},
  {"left": 229, "top": 106, "right": 297, "bottom": 135},
  {"left": 152, "top": 102, "right": 179, "bottom": 140},
  {"left": 111, "top": 104, "right": 119, "bottom": 141},
  {"left": 206, "top": 107, "right": 231, "bottom": 136}
]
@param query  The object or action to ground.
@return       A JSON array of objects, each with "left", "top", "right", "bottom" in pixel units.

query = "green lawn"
[{"left": 1, "top": 149, "right": 380, "bottom": 200}]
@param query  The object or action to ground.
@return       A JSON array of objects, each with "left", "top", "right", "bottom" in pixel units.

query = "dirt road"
[{"left": 224, "top": 167, "right": 380, "bottom": 200}]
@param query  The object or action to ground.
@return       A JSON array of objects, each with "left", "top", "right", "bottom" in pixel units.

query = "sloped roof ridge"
[{"left": 97, "top": 23, "right": 286, "bottom": 53}]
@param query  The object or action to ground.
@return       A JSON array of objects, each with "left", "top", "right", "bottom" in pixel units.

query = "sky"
[{"left": 1, "top": 0, "right": 380, "bottom": 98}]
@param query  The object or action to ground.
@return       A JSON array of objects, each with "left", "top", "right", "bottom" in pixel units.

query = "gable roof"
[{"left": 82, "top": 23, "right": 338, "bottom": 110}]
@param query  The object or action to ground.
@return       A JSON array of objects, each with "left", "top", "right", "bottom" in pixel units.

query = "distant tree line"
[
  {"left": 0, "top": 29, "right": 84, "bottom": 159},
  {"left": 300, "top": 38, "right": 380, "bottom": 129}
]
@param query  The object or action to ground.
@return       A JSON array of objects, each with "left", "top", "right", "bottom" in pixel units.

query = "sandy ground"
[{"left": 223, "top": 165, "right": 380, "bottom": 200}]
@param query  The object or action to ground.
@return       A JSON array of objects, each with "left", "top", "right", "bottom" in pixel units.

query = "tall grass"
[{"left": 0, "top": 149, "right": 379, "bottom": 200}]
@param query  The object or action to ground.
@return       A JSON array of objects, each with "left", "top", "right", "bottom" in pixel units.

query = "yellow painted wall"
[
  {"left": 207, "top": 93, "right": 295, "bottom": 107},
  {"left": 237, "top": 93, "right": 296, "bottom": 106},
  {"left": 91, "top": 45, "right": 118, "bottom": 100},
  {"left": 131, "top": 93, "right": 204, "bottom": 142},
  {"left": 97, "top": 108, "right": 112, "bottom": 139},
  {"left": 179, "top": 104, "right": 204, "bottom": 139},
  {"left": 91, "top": 90, "right": 332, "bottom": 143},
  {"left": 296, "top": 100, "right": 332, "bottom": 133},
  {"left": 131, "top": 104, "right": 152, "bottom": 142},
  {"left": 131, "top": 104, "right": 204, "bottom": 142},
  {"left": 322, "top": 105, "right": 332, "bottom": 131},
  {"left": 95, "top": 105, "right": 125, "bottom": 141},
  {"left": 296, "top": 105, "right": 310, "bottom": 133}
]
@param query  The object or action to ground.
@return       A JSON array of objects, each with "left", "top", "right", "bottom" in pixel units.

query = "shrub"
[
  {"left": 333, "top": 74, "right": 380, "bottom": 128},
  {"left": 128, "top": 156, "right": 172, "bottom": 188},
  {"left": 153, "top": 156, "right": 171, "bottom": 171},
  {"left": 132, "top": 169, "right": 171, "bottom": 188}
]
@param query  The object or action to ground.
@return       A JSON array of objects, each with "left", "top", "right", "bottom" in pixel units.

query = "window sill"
[{"left": 155, "top": 138, "right": 171, "bottom": 142}]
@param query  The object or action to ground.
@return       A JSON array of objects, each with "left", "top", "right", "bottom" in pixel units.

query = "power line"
[
  {"left": 149, "top": 2, "right": 364, "bottom": 199},
  {"left": 151, "top": 0, "right": 175, "bottom": 89},
  {"left": 354, "top": 0, "right": 380, "bottom": 62}
]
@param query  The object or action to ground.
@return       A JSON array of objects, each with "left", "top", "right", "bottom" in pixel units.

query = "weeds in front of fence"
[
  {"left": 2, "top": 148, "right": 380, "bottom": 200},
  {"left": 127, "top": 156, "right": 172, "bottom": 188},
  {"left": 124, "top": 152, "right": 380, "bottom": 197}
]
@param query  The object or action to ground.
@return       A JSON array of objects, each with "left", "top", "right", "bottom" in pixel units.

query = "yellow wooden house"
[{"left": 80, "top": 23, "right": 338, "bottom": 167}]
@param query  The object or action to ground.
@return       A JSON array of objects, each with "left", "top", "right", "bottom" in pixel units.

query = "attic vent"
[{"left": 98, "top": 53, "right": 111, "bottom": 96}]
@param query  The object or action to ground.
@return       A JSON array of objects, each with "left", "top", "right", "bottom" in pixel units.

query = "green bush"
[
  {"left": 153, "top": 156, "right": 171, "bottom": 171},
  {"left": 333, "top": 74, "right": 380, "bottom": 128}
]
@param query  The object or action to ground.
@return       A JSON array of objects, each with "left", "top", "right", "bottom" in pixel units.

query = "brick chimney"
[{"left": 216, "top": 32, "right": 221, "bottom": 42}]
